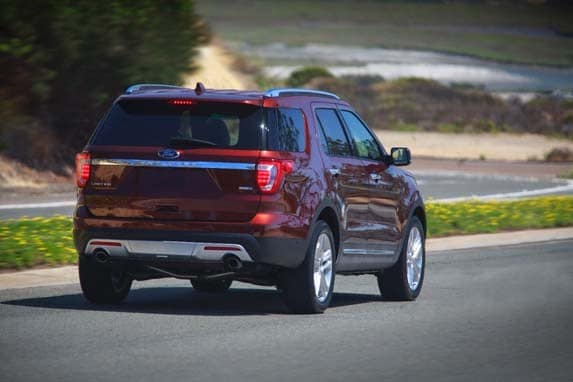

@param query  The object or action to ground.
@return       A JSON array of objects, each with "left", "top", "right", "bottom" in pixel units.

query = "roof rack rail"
[
  {"left": 124, "top": 83, "right": 189, "bottom": 94},
  {"left": 264, "top": 88, "right": 340, "bottom": 100}
]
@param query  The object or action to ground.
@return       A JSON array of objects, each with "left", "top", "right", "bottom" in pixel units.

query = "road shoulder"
[{"left": 427, "top": 226, "right": 573, "bottom": 252}]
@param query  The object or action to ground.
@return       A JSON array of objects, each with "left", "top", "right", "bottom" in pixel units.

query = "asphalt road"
[
  {"left": 417, "top": 173, "right": 571, "bottom": 200},
  {"left": 1, "top": 240, "right": 572, "bottom": 381},
  {"left": 1, "top": 173, "right": 571, "bottom": 219}
]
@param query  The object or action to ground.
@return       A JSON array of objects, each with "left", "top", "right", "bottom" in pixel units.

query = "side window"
[
  {"left": 315, "top": 108, "right": 352, "bottom": 157},
  {"left": 340, "top": 110, "right": 382, "bottom": 160},
  {"left": 266, "top": 108, "right": 306, "bottom": 152}
]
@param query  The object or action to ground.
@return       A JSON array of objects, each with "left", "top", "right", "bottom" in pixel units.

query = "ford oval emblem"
[{"left": 158, "top": 148, "right": 180, "bottom": 159}]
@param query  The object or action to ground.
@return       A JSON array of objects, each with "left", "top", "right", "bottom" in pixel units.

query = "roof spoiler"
[
  {"left": 124, "top": 84, "right": 187, "bottom": 94},
  {"left": 124, "top": 82, "right": 207, "bottom": 95}
]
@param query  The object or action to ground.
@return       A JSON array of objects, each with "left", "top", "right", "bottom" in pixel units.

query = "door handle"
[
  {"left": 329, "top": 168, "right": 341, "bottom": 176},
  {"left": 370, "top": 173, "right": 393, "bottom": 188}
]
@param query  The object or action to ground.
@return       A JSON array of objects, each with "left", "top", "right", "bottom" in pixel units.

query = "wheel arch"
[
  {"left": 309, "top": 199, "right": 342, "bottom": 261},
  {"left": 412, "top": 205, "right": 427, "bottom": 237},
  {"left": 390, "top": 197, "right": 426, "bottom": 265}
]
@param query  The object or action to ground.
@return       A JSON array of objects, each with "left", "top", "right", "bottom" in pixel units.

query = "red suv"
[{"left": 73, "top": 83, "right": 426, "bottom": 313}]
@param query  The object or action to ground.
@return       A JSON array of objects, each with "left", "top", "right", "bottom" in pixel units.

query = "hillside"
[
  {"left": 308, "top": 76, "right": 573, "bottom": 139},
  {"left": 196, "top": 0, "right": 573, "bottom": 67}
]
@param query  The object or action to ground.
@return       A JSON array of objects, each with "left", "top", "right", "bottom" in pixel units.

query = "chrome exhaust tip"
[
  {"left": 93, "top": 248, "right": 111, "bottom": 263},
  {"left": 223, "top": 253, "right": 243, "bottom": 271}
]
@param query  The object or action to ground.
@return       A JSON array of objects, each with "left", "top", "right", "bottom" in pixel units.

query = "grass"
[
  {"left": 0, "top": 216, "right": 76, "bottom": 270},
  {"left": 196, "top": 0, "right": 573, "bottom": 67},
  {"left": 427, "top": 196, "right": 573, "bottom": 237},
  {"left": 1, "top": 196, "right": 573, "bottom": 270},
  {"left": 389, "top": 122, "right": 418, "bottom": 132},
  {"left": 436, "top": 123, "right": 463, "bottom": 134}
]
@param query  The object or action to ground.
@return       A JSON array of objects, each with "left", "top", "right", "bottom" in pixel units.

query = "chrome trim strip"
[
  {"left": 264, "top": 88, "right": 340, "bottom": 100},
  {"left": 91, "top": 158, "right": 256, "bottom": 170},
  {"left": 343, "top": 248, "right": 395, "bottom": 256},
  {"left": 85, "top": 239, "right": 253, "bottom": 262}
]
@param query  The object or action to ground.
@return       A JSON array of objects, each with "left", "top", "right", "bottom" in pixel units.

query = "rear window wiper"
[{"left": 168, "top": 138, "right": 217, "bottom": 148}]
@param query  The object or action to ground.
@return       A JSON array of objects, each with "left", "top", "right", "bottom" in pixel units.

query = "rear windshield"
[
  {"left": 91, "top": 100, "right": 306, "bottom": 152},
  {"left": 91, "top": 100, "right": 262, "bottom": 149}
]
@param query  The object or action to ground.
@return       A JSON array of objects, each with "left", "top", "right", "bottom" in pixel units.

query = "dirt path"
[
  {"left": 182, "top": 43, "right": 253, "bottom": 90},
  {"left": 0, "top": 155, "right": 72, "bottom": 196}
]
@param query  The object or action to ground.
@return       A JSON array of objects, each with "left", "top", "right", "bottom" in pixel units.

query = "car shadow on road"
[{"left": 2, "top": 287, "right": 383, "bottom": 316}]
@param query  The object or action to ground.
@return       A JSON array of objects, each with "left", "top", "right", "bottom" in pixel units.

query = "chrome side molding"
[{"left": 343, "top": 248, "right": 395, "bottom": 256}]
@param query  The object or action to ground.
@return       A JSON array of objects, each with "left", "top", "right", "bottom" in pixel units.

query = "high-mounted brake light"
[
  {"left": 169, "top": 99, "right": 195, "bottom": 105},
  {"left": 75, "top": 152, "right": 91, "bottom": 188},
  {"left": 256, "top": 160, "right": 294, "bottom": 194}
]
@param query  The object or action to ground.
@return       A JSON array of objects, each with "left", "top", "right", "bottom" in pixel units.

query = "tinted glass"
[
  {"left": 266, "top": 108, "right": 305, "bottom": 152},
  {"left": 341, "top": 111, "right": 382, "bottom": 160},
  {"left": 315, "top": 108, "right": 352, "bottom": 156},
  {"left": 91, "top": 100, "right": 262, "bottom": 148}
]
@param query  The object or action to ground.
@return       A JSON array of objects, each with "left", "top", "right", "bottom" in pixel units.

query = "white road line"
[
  {"left": 0, "top": 201, "right": 76, "bottom": 210},
  {"left": 433, "top": 180, "right": 573, "bottom": 203}
]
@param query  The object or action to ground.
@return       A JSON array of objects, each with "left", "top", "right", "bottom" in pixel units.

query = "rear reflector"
[
  {"left": 89, "top": 241, "right": 122, "bottom": 247},
  {"left": 204, "top": 246, "right": 242, "bottom": 251},
  {"left": 75, "top": 152, "right": 91, "bottom": 188}
]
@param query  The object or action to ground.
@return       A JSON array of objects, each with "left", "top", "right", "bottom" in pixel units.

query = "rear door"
[
  {"left": 313, "top": 105, "right": 371, "bottom": 256},
  {"left": 338, "top": 108, "right": 402, "bottom": 259},
  {"left": 84, "top": 99, "right": 262, "bottom": 222}
]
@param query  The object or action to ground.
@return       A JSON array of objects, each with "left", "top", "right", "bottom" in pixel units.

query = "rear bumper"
[
  {"left": 84, "top": 238, "right": 254, "bottom": 262},
  {"left": 73, "top": 225, "right": 308, "bottom": 268}
]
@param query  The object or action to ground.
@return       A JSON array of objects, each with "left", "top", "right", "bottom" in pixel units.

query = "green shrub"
[
  {"left": 286, "top": 66, "right": 333, "bottom": 87},
  {"left": 308, "top": 75, "right": 573, "bottom": 138},
  {"left": 545, "top": 147, "right": 573, "bottom": 162}
]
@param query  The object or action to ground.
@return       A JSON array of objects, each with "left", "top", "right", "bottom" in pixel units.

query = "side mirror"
[{"left": 390, "top": 147, "right": 411, "bottom": 166}]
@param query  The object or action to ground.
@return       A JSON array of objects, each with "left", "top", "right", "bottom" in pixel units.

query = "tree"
[{"left": 0, "top": 0, "right": 209, "bottom": 168}]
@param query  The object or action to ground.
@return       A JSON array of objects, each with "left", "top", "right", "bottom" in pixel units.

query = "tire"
[
  {"left": 281, "top": 221, "right": 336, "bottom": 314},
  {"left": 79, "top": 256, "right": 132, "bottom": 304},
  {"left": 190, "top": 278, "right": 232, "bottom": 293},
  {"left": 378, "top": 216, "right": 425, "bottom": 301}
]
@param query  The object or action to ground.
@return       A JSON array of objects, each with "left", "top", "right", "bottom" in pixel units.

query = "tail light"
[
  {"left": 75, "top": 152, "right": 91, "bottom": 188},
  {"left": 256, "top": 159, "right": 294, "bottom": 194}
]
